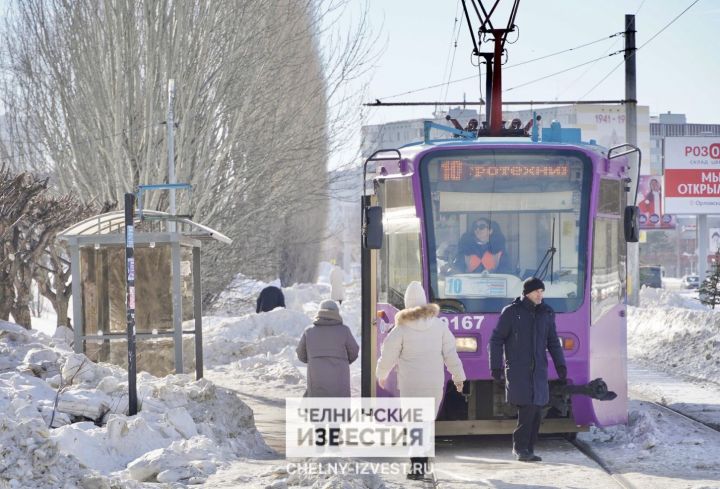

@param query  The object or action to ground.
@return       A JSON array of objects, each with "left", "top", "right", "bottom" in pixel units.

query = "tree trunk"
[
  {"left": 13, "top": 275, "right": 33, "bottom": 328},
  {"left": 11, "top": 303, "right": 32, "bottom": 329},
  {"left": 0, "top": 280, "right": 14, "bottom": 321},
  {"left": 55, "top": 297, "right": 70, "bottom": 328}
]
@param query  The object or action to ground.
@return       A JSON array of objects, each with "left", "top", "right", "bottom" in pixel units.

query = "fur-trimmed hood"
[{"left": 395, "top": 303, "right": 440, "bottom": 327}]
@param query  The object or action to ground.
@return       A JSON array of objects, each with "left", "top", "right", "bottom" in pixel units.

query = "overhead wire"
[
  {"left": 505, "top": 52, "right": 624, "bottom": 92},
  {"left": 556, "top": 0, "right": 647, "bottom": 99},
  {"left": 376, "top": 33, "right": 620, "bottom": 101},
  {"left": 439, "top": 1, "right": 464, "bottom": 105},
  {"left": 578, "top": 0, "right": 702, "bottom": 101}
]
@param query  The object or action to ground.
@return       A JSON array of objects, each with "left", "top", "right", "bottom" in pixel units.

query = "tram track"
[
  {"left": 422, "top": 436, "right": 643, "bottom": 489},
  {"left": 423, "top": 470, "right": 440, "bottom": 489},
  {"left": 569, "top": 437, "right": 638, "bottom": 489},
  {"left": 639, "top": 398, "right": 720, "bottom": 434},
  {"left": 565, "top": 395, "right": 720, "bottom": 489}
]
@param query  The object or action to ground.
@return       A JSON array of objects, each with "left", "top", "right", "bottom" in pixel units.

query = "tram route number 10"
[{"left": 440, "top": 315, "right": 485, "bottom": 331}]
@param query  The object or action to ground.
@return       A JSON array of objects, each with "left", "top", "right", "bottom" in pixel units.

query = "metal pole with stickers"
[{"left": 125, "top": 193, "right": 138, "bottom": 416}]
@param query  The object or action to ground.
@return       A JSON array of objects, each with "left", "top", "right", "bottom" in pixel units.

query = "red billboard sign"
[{"left": 664, "top": 137, "right": 720, "bottom": 214}]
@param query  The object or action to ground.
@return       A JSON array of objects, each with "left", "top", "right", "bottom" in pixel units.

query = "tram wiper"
[
  {"left": 533, "top": 218, "right": 556, "bottom": 282},
  {"left": 436, "top": 299, "right": 465, "bottom": 314}
]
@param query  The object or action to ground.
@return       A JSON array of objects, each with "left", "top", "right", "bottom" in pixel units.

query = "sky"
[{"left": 343, "top": 0, "right": 718, "bottom": 133}]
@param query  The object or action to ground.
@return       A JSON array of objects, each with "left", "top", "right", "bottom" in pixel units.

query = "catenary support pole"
[{"left": 625, "top": 14, "right": 640, "bottom": 306}]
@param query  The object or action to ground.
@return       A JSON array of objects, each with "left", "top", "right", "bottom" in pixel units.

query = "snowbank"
[
  {"left": 0, "top": 319, "right": 271, "bottom": 487},
  {"left": 629, "top": 287, "right": 720, "bottom": 383},
  {"left": 206, "top": 273, "right": 330, "bottom": 318},
  {"left": 202, "top": 308, "right": 313, "bottom": 368}
]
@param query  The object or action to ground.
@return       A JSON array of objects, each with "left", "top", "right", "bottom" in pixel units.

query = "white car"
[{"left": 681, "top": 274, "right": 700, "bottom": 289}]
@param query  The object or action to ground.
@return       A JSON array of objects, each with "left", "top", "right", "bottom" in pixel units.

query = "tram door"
[{"left": 361, "top": 177, "right": 421, "bottom": 397}]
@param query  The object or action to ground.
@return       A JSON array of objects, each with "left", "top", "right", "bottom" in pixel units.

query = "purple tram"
[{"left": 361, "top": 120, "right": 640, "bottom": 435}]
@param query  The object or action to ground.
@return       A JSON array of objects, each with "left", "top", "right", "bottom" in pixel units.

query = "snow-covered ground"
[
  {"left": 629, "top": 286, "right": 720, "bottom": 383},
  {"left": 3, "top": 268, "right": 720, "bottom": 488}
]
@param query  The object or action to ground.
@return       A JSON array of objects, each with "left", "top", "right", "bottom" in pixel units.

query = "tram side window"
[
  {"left": 591, "top": 179, "right": 627, "bottom": 323},
  {"left": 377, "top": 178, "right": 422, "bottom": 310}
]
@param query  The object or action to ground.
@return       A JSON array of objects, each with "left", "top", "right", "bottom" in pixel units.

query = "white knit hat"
[{"left": 404, "top": 281, "right": 427, "bottom": 309}]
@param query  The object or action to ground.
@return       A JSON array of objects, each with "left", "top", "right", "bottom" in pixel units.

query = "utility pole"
[
  {"left": 625, "top": 14, "right": 639, "bottom": 306},
  {"left": 167, "top": 79, "right": 177, "bottom": 232},
  {"left": 124, "top": 193, "right": 138, "bottom": 416}
]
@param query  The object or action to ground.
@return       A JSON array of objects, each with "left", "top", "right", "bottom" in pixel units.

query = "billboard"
[
  {"left": 636, "top": 175, "right": 675, "bottom": 229},
  {"left": 710, "top": 228, "right": 720, "bottom": 255},
  {"left": 664, "top": 137, "right": 720, "bottom": 214}
]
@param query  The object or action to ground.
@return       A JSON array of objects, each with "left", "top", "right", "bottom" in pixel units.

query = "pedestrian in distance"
[
  {"left": 256, "top": 285, "right": 285, "bottom": 313},
  {"left": 329, "top": 265, "right": 345, "bottom": 305},
  {"left": 296, "top": 300, "right": 358, "bottom": 397},
  {"left": 376, "top": 281, "right": 466, "bottom": 480},
  {"left": 489, "top": 277, "right": 567, "bottom": 462}
]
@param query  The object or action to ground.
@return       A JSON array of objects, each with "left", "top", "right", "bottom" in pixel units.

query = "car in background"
[
  {"left": 639, "top": 266, "right": 663, "bottom": 289},
  {"left": 681, "top": 274, "right": 700, "bottom": 289}
]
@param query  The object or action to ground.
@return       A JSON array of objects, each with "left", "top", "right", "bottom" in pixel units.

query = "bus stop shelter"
[{"left": 59, "top": 210, "right": 231, "bottom": 378}]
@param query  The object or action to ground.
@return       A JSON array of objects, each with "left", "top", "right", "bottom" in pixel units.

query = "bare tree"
[
  {"left": 0, "top": 168, "right": 48, "bottom": 323},
  {"left": 33, "top": 200, "right": 111, "bottom": 328},
  {"left": 1, "top": 0, "right": 377, "bottom": 300}
]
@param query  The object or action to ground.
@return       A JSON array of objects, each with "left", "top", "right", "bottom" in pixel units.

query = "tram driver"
[{"left": 453, "top": 218, "right": 506, "bottom": 273}]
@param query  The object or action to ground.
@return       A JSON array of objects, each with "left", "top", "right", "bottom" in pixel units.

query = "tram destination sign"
[
  {"left": 440, "top": 161, "right": 569, "bottom": 181},
  {"left": 664, "top": 137, "right": 720, "bottom": 214}
]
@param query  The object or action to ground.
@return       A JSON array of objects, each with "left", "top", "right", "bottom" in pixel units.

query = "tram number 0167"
[{"left": 440, "top": 315, "right": 485, "bottom": 331}]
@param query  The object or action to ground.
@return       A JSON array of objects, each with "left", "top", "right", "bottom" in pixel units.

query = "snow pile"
[
  {"left": 629, "top": 287, "right": 720, "bottom": 383},
  {"left": 233, "top": 346, "right": 306, "bottom": 388},
  {"left": 638, "top": 286, "right": 707, "bottom": 311},
  {"left": 202, "top": 308, "right": 314, "bottom": 367},
  {"left": 0, "top": 319, "right": 272, "bottom": 486},
  {"left": 205, "top": 274, "right": 276, "bottom": 316},
  {"left": 583, "top": 407, "right": 662, "bottom": 450},
  {"left": 3, "top": 270, "right": 369, "bottom": 488},
  {"left": 580, "top": 399, "right": 719, "bottom": 486},
  {"left": 206, "top": 273, "right": 330, "bottom": 318},
  {"left": 0, "top": 412, "right": 116, "bottom": 489},
  {"left": 50, "top": 374, "right": 270, "bottom": 480}
]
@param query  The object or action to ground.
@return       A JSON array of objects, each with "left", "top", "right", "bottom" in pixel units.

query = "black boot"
[
  {"left": 407, "top": 458, "right": 425, "bottom": 480},
  {"left": 515, "top": 449, "right": 541, "bottom": 462}
]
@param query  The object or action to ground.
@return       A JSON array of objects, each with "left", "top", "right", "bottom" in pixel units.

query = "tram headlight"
[
  {"left": 455, "top": 336, "right": 478, "bottom": 352},
  {"left": 557, "top": 335, "right": 577, "bottom": 351}
]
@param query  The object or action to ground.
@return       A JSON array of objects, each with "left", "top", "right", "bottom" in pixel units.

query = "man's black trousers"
[{"left": 513, "top": 404, "right": 542, "bottom": 453}]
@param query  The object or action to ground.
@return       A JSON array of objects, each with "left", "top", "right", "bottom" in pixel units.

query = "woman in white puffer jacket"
[{"left": 375, "top": 281, "right": 466, "bottom": 480}]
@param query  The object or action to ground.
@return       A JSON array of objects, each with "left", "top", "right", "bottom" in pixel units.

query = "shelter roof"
[{"left": 59, "top": 210, "right": 231, "bottom": 244}]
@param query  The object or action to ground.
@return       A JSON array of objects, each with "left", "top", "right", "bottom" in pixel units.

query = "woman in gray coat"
[{"left": 296, "top": 300, "right": 359, "bottom": 397}]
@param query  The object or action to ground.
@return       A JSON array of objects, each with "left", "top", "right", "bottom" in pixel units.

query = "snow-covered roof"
[{"left": 59, "top": 210, "right": 232, "bottom": 244}]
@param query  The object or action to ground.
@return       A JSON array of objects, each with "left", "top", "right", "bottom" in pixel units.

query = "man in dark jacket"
[{"left": 489, "top": 277, "right": 566, "bottom": 462}]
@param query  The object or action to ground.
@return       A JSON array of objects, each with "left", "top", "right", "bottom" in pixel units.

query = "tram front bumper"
[{"left": 435, "top": 418, "right": 587, "bottom": 436}]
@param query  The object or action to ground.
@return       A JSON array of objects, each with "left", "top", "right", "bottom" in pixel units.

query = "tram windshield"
[{"left": 420, "top": 149, "right": 592, "bottom": 313}]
